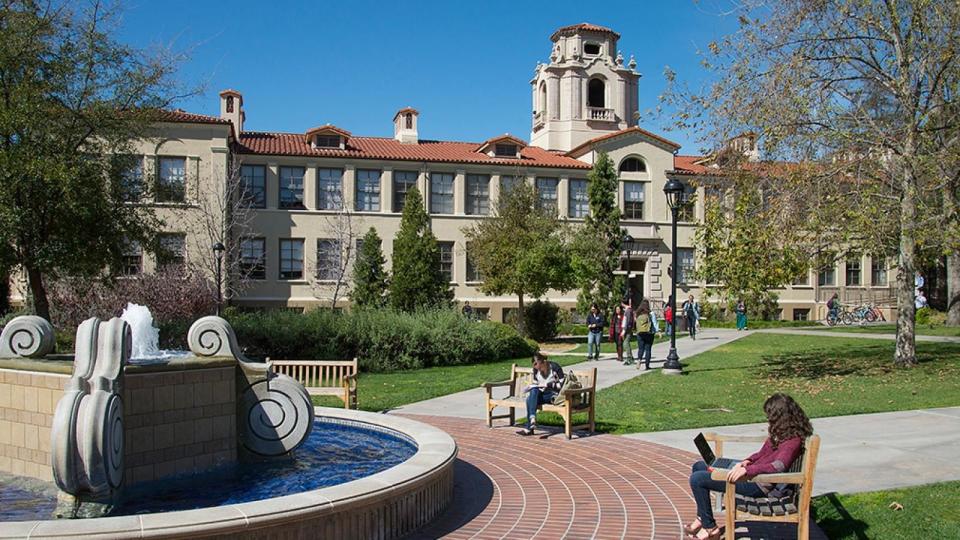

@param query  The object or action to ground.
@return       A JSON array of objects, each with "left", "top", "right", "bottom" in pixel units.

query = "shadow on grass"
[
  {"left": 758, "top": 342, "right": 958, "bottom": 381},
  {"left": 811, "top": 492, "right": 869, "bottom": 540}
]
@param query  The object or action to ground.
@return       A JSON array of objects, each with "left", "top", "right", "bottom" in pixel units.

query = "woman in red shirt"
[{"left": 684, "top": 393, "right": 813, "bottom": 540}]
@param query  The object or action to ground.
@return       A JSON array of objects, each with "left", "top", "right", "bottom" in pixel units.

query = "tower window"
[
  {"left": 539, "top": 82, "right": 547, "bottom": 114},
  {"left": 619, "top": 157, "right": 646, "bottom": 173},
  {"left": 584, "top": 42, "right": 601, "bottom": 56},
  {"left": 405, "top": 113, "right": 413, "bottom": 129},
  {"left": 588, "top": 78, "right": 605, "bottom": 108},
  {"left": 226, "top": 96, "right": 234, "bottom": 113}
]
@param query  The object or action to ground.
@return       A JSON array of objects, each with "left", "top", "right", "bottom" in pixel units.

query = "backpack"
[{"left": 636, "top": 312, "right": 652, "bottom": 334}]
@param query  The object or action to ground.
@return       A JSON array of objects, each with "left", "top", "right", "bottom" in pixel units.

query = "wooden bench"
[
  {"left": 267, "top": 358, "right": 358, "bottom": 409},
  {"left": 482, "top": 364, "right": 596, "bottom": 439},
  {"left": 705, "top": 432, "right": 821, "bottom": 540}
]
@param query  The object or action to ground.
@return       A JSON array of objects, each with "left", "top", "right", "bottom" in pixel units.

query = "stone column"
[
  {"left": 343, "top": 164, "right": 356, "bottom": 211},
  {"left": 303, "top": 164, "right": 317, "bottom": 210},
  {"left": 490, "top": 174, "right": 502, "bottom": 212},
  {"left": 266, "top": 163, "right": 279, "bottom": 209},
  {"left": 558, "top": 176, "right": 569, "bottom": 218},
  {"left": 382, "top": 167, "right": 393, "bottom": 214},
  {"left": 454, "top": 170, "right": 466, "bottom": 215}
]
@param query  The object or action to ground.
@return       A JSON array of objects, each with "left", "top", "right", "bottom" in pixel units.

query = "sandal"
[
  {"left": 682, "top": 521, "right": 701, "bottom": 535},
  {"left": 685, "top": 526, "right": 722, "bottom": 540}
]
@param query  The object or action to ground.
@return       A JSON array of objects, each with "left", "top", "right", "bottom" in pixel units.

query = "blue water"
[{"left": 0, "top": 419, "right": 416, "bottom": 521}]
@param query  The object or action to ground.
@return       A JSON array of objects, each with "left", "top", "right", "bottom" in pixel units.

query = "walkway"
[
  {"left": 627, "top": 407, "right": 960, "bottom": 496},
  {"left": 757, "top": 327, "right": 960, "bottom": 343},
  {"left": 391, "top": 328, "right": 744, "bottom": 418}
]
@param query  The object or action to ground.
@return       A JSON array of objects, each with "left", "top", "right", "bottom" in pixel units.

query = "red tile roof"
[
  {"left": 476, "top": 134, "right": 527, "bottom": 152},
  {"left": 551, "top": 23, "right": 620, "bottom": 41},
  {"left": 304, "top": 124, "right": 352, "bottom": 142},
  {"left": 672, "top": 155, "right": 711, "bottom": 175},
  {"left": 566, "top": 126, "right": 682, "bottom": 157},
  {"left": 235, "top": 132, "right": 591, "bottom": 169},
  {"left": 155, "top": 109, "right": 232, "bottom": 126}
]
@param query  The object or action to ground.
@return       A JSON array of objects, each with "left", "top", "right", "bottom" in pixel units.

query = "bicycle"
[{"left": 851, "top": 305, "right": 877, "bottom": 323}]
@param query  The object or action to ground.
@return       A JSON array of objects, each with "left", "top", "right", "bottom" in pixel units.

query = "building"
[{"left": 9, "top": 23, "right": 898, "bottom": 321}]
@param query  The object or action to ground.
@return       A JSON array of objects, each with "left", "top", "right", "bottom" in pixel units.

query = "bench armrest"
[
  {"left": 563, "top": 387, "right": 594, "bottom": 397},
  {"left": 482, "top": 380, "right": 513, "bottom": 389},
  {"left": 710, "top": 469, "right": 804, "bottom": 484},
  {"left": 704, "top": 432, "right": 767, "bottom": 443},
  {"left": 341, "top": 373, "right": 358, "bottom": 390}
]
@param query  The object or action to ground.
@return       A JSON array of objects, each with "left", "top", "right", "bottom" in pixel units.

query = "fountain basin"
[{"left": 0, "top": 407, "right": 457, "bottom": 539}]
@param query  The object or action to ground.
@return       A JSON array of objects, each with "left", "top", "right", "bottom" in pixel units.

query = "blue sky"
[{"left": 117, "top": 0, "right": 738, "bottom": 154}]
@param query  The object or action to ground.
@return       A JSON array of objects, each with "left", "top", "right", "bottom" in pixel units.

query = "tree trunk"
[
  {"left": 516, "top": 292, "right": 526, "bottom": 336},
  {"left": 26, "top": 265, "right": 51, "bottom": 322},
  {"left": 944, "top": 185, "right": 960, "bottom": 325},
  {"left": 895, "top": 166, "right": 917, "bottom": 367}
]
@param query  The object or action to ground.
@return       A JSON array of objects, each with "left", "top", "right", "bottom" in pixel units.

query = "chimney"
[
  {"left": 393, "top": 107, "right": 418, "bottom": 144},
  {"left": 219, "top": 89, "right": 244, "bottom": 135}
]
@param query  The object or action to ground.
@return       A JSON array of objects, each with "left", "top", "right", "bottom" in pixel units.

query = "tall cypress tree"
[
  {"left": 389, "top": 188, "right": 453, "bottom": 311},
  {"left": 351, "top": 227, "right": 389, "bottom": 308},
  {"left": 572, "top": 151, "right": 624, "bottom": 312}
]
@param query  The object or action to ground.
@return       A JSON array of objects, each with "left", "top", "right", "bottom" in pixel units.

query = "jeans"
[
  {"left": 687, "top": 316, "right": 697, "bottom": 339},
  {"left": 665, "top": 322, "right": 673, "bottom": 336},
  {"left": 639, "top": 335, "right": 653, "bottom": 368},
  {"left": 587, "top": 331, "right": 602, "bottom": 358},
  {"left": 689, "top": 461, "right": 765, "bottom": 529},
  {"left": 524, "top": 387, "right": 556, "bottom": 426},
  {"left": 736, "top": 312, "right": 747, "bottom": 330},
  {"left": 622, "top": 331, "right": 634, "bottom": 362}
]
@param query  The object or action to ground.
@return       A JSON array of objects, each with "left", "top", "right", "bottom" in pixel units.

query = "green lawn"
[
  {"left": 577, "top": 333, "right": 960, "bottom": 434},
  {"left": 813, "top": 481, "right": 960, "bottom": 539},
  {"left": 311, "top": 355, "right": 582, "bottom": 412},
  {"left": 826, "top": 323, "right": 960, "bottom": 337}
]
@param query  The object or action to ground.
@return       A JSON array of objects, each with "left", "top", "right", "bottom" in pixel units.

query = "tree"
[
  {"left": 0, "top": 1, "right": 187, "bottom": 321},
  {"left": 662, "top": 0, "right": 960, "bottom": 365},
  {"left": 463, "top": 180, "right": 574, "bottom": 333},
  {"left": 310, "top": 199, "right": 361, "bottom": 309},
  {"left": 389, "top": 187, "right": 452, "bottom": 311},
  {"left": 351, "top": 227, "right": 389, "bottom": 308},
  {"left": 571, "top": 151, "right": 625, "bottom": 313}
]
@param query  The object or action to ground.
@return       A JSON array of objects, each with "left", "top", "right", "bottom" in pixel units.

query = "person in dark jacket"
[
  {"left": 585, "top": 303, "right": 604, "bottom": 360},
  {"left": 609, "top": 304, "right": 624, "bottom": 362},
  {"left": 518, "top": 352, "right": 565, "bottom": 436}
]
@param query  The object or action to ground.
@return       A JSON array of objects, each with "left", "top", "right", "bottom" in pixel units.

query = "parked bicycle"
[{"left": 851, "top": 305, "right": 877, "bottom": 323}]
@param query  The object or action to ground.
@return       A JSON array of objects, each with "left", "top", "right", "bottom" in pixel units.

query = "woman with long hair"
[
  {"left": 608, "top": 304, "right": 624, "bottom": 362},
  {"left": 684, "top": 394, "right": 814, "bottom": 540}
]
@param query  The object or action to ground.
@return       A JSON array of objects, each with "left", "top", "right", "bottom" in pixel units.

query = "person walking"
[
  {"left": 735, "top": 298, "right": 747, "bottom": 331},
  {"left": 609, "top": 304, "right": 624, "bottom": 362},
  {"left": 636, "top": 299, "right": 659, "bottom": 370},
  {"left": 620, "top": 297, "right": 636, "bottom": 364},
  {"left": 462, "top": 301, "right": 473, "bottom": 320},
  {"left": 664, "top": 296, "right": 674, "bottom": 337},
  {"left": 682, "top": 294, "right": 700, "bottom": 340},
  {"left": 827, "top": 292, "right": 840, "bottom": 323},
  {"left": 585, "top": 303, "right": 604, "bottom": 360}
]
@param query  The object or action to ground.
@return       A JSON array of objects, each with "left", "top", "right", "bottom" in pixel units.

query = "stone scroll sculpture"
[
  {"left": 188, "top": 316, "right": 314, "bottom": 457},
  {"left": 51, "top": 317, "right": 130, "bottom": 499},
  {"left": 0, "top": 315, "right": 56, "bottom": 358}
]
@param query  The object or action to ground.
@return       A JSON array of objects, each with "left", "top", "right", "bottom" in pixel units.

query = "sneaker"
[{"left": 517, "top": 425, "right": 535, "bottom": 436}]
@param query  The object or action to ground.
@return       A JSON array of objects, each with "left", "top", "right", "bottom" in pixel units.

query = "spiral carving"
[
  {"left": 239, "top": 373, "right": 314, "bottom": 456},
  {"left": 0, "top": 315, "right": 55, "bottom": 358},
  {"left": 188, "top": 316, "right": 251, "bottom": 362}
]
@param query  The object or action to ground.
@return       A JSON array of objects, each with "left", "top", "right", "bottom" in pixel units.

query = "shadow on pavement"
[
  {"left": 734, "top": 519, "right": 829, "bottom": 539},
  {"left": 403, "top": 458, "right": 494, "bottom": 539}
]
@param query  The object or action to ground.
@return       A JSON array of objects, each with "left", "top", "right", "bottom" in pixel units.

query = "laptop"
[{"left": 694, "top": 433, "right": 738, "bottom": 469}]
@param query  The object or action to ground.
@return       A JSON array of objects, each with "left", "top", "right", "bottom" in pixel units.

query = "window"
[
  {"left": 677, "top": 185, "right": 696, "bottom": 221},
  {"left": 704, "top": 186, "right": 723, "bottom": 207},
  {"left": 536, "top": 177, "right": 558, "bottom": 213},
  {"left": 568, "top": 179, "right": 589, "bottom": 218},
  {"left": 472, "top": 307, "right": 490, "bottom": 320},
  {"left": 156, "top": 157, "right": 186, "bottom": 203},
  {"left": 239, "top": 165, "right": 266, "bottom": 208},
  {"left": 316, "top": 239, "right": 341, "bottom": 280},
  {"left": 624, "top": 182, "right": 644, "bottom": 219},
  {"left": 793, "top": 271, "right": 810, "bottom": 286},
  {"left": 226, "top": 96, "right": 235, "bottom": 113},
  {"left": 818, "top": 267, "right": 836, "bottom": 286},
  {"left": 466, "top": 242, "right": 483, "bottom": 282},
  {"left": 793, "top": 308, "right": 810, "bottom": 321},
  {"left": 465, "top": 174, "right": 490, "bottom": 215},
  {"left": 430, "top": 172, "right": 454, "bottom": 214},
  {"left": 121, "top": 241, "right": 142, "bottom": 276},
  {"left": 393, "top": 170, "right": 418, "bottom": 212},
  {"left": 279, "top": 166, "right": 305, "bottom": 209},
  {"left": 587, "top": 78, "right": 605, "bottom": 108},
  {"left": 116, "top": 156, "right": 143, "bottom": 202},
  {"left": 279, "top": 239, "right": 304, "bottom": 280},
  {"left": 355, "top": 169, "right": 381, "bottom": 212},
  {"left": 500, "top": 175, "right": 521, "bottom": 196},
  {"left": 584, "top": 42, "right": 601, "bottom": 55},
  {"left": 315, "top": 135, "right": 341, "bottom": 148},
  {"left": 157, "top": 233, "right": 186, "bottom": 270},
  {"left": 494, "top": 144, "right": 517, "bottom": 157},
  {"left": 676, "top": 248, "right": 695, "bottom": 284},
  {"left": 317, "top": 168, "right": 343, "bottom": 210},
  {"left": 404, "top": 114, "right": 413, "bottom": 129},
  {"left": 871, "top": 256, "right": 888, "bottom": 286},
  {"left": 846, "top": 256, "right": 862, "bottom": 286},
  {"left": 619, "top": 157, "right": 646, "bottom": 173},
  {"left": 438, "top": 241, "right": 454, "bottom": 282},
  {"left": 239, "top": 238, "right": 266, "bottom": 280}
]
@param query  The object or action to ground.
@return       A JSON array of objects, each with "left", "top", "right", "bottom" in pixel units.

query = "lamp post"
[
  {"left": 213, "top": 242, "right": 225, "bottom": 316},
  {"left": 623, "top": 233, "right": 634, "bottom": 301},
  {"left": 662, "top": 178, "right": 685, "bottom": 374}
]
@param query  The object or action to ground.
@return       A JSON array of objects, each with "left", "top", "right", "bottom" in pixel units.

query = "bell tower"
[{"left": 530, "top": 23, "right": 640, "bottom": 152}]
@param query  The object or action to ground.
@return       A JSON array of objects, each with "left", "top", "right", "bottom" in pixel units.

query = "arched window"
[
  {"left": 587, "top": 78, "right": 605, "bottom": 108},
  {"left": 405, "top": 113, "right": 413, "bottom": 129},
  {"left": 226, "top": 96, "right": 234, "bottom": 113},
  {"left": 619, "top": 157, "right": 646, "bottom": 173},
  {"left": 539, "top": 82, "right": 547, "bottom": 113}
]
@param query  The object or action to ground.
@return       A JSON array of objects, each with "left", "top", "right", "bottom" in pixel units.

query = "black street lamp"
[
  {"left": 623, "top": 233, "right": 634, "bottom": 301},
  {"left": 213, "top": 242, "right": 226, "bottom": 316},
  {"left": 663, "top": 178, "right": 685, "bottom": 375}
]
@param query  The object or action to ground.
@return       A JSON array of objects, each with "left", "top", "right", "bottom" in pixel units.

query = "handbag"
[{"left": 552, "top": 371, "right": 583, "bottom": 405}]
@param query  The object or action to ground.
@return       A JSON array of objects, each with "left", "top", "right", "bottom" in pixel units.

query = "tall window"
[
  {"left": 500, "top": 175, "right": 521, "bottom": 196},
  {"left": 430, "top": 172, "right": 454, "bottom": 214},
  {"left": 465, "top": 242, "right": 483, "bottom": 282},
  {"left": 279, "top": 239, "right": 304, "bottom": 280},
  {"left": 239, "top": 165, "right": 266, "bottom": 208},
  {"left": 587, "top": 78, "right": 605, "bottom": 108},
  {"left": 117, "top": 156, "right": 143, "bottom": 202},
  {"left": 624, "top": 182, "right": 644, "bottom": 219},
  {"left": 818, "top": 266, "right": 836, "bottom": 286},
  {"left": 438, "top": 242, "right": 454, "bottom": 282},
  {"left": 404, "top": 113, "right": 413, "bottom": 129},
  {"left": 677, "top": 184, "right": 696, "bottom": 221},
  {"left": 157, "top": 233, "right": 186, "bottom": 270},
  {"left": 619, "top": 157, "right": 646, "bottom": 173},
  {"left": 239, "top": 238, "right": 266, "bottom": 280},
  {"left": 568, "top": 179, "right": 589, "bottom": 218},
  {"left": 279, "top": 166, "right": 305, "bottom": 209},
  {"left": 393, "top": 170, "right": 418, "bottom": 212},
  {"left": 536, "top": 177, "right": 558, "bottom": 213},
  {"left": 676, "top": 248, "right": 695, "bottom": 283},
  {"left": 846, "top": 255, "right": 862, "bottom": 286},
  {"left": 316, "top": 239, "right": 341, "bottom": 280},
  {"left": 121, "top": 241, "right": 142, "bottom": 276},
  {"left": 465, "top": 174, "right": 490, "bottom": 215},
  {"left": 871, "top": 256, "right": 888, "bottom": 286},
  {"left": 317, "top": 168, "right": 343, "bottom": 210},
  {"left": 355, "top": 169, "right": 381, "bottom": 212},
  {"left": 156, "top": 157, "right": 186, "bottom": 203}
]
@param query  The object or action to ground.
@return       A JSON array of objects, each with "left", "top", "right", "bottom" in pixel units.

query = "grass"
[
  {"left": 813, "top": 481, "right": 960, "bottom": 539},
  {"left": 565, "top": 333, "right": 678, "bottom": 354},
  {"left": 578, "top": 333, "right": 960, "bottom": 434},
  {"left": 311, "top": 355, "right": 583, "bottom": 412},
  {"left": 825, "top": 323, "right": 960, "bottom": 337}
]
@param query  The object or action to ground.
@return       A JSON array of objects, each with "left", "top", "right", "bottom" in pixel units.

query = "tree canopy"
[
  {"left": 389, "top": 187, "right": 452, "bottom": 311},
  {"left": 351, "top": 227, "right": 389, "bottom": 309}
]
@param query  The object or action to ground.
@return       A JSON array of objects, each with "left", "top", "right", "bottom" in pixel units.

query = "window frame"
[
  {"left": 316, "top": 238, "right": 342, "bottom": 281},
  {"left": 536, "top": 177, "right": 559, "bottom": 214},
  {"left": 619, "top": 157, "right": 647, "bottom": 173},
  {"left": 239, "top": 237, "right": 266, "bottom": 280},
  {"left": 355, "top": 169, "right": 382, "bottom": 212},
  {"left": 871, "top": 256, "right": 888, "bottom": 286},
  {"left": 314, "top": 135, "right": 341, "bottom": 148},
  {"left": 676, "top": 248, "right": 695, "bottom": 284},
  {"left": 317, "top": 167, "right": 344, "bottom": 210},
  {"left": 239, "top": 164, "right": 267, "bottom": 209},
  {"left": 156, "top": 156, "right": 187, "bottom": 203},
  {"left": 623, "top": 181, "right": 645, "bottom": 220},
  {"left": 465, "top": 174, "right": 490, "bottom": 216},
  {"left": 393, "top": 170, "right": 418, "bottom": 213},
  {"left": 438, "top": 241, "right": 455, "bottom": 283},
  {"left": 494, "top": 144, "right": 517, "bottom": 157},
  {"left": 845, "top": 256, "right": 862, "bottom": 286},
  {"left": 120, "top": 240, "right": 143, "bottom": 276},
  {"left": 278, "top": 166, "right": 306, "bottom": 210},
  {"left": 156, "top": 233, "right": 186, "bottom": 271},
  {"left": 465, "top": 242, "right": 483, "bottom": 283},
  {"left": 117, "top": 155, "right": 144, "bottom": 203},
  {"left": 279, "top": 238, "right": 305, "bottom": 280},
  {"left": 568, "top": 178, "right": 589, "bottom": 218},
  {"left": 430, "top": 172, "right": 455, "bottom": 214}
]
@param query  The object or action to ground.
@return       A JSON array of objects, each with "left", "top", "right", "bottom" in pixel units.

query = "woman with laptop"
[{"left": 684, "top": 393, "right": 813, "bottom": 540}]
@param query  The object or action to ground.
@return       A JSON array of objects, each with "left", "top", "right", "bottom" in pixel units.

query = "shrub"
[
  {"left": 916, "top": 307, "right": 945, "bottom": 326},
  {"left": 523, "top": 300, "right": 560, "bottom": 342}
]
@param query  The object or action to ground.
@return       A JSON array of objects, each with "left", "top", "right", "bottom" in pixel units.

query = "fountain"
[{"left": 0, "top": 311, "right": 456, "bottom": 538}]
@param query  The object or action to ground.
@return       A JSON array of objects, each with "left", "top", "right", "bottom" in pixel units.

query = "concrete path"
[
  {"left": 626, "top": 407, "right": 960, "bottom": 495},
  {"left": 757, "top": 327, "right": 960, "bottom": 343},
  {"left": 391, "top": 328, "right": 745, "bottom": 418}
]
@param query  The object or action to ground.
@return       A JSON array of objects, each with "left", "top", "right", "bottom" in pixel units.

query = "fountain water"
[{"left": 119, "top": 303, "right": 187, "bottom": 361}]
